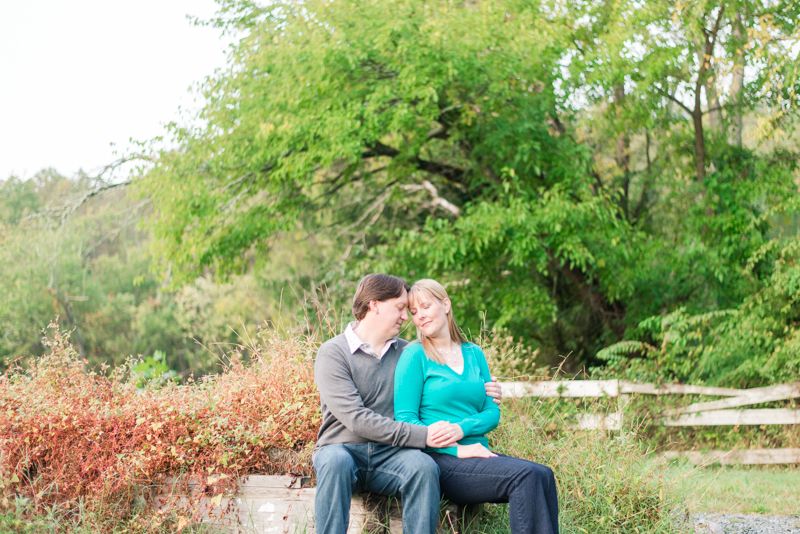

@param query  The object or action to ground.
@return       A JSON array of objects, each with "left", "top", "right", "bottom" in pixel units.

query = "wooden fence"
[{"left": 498, "top": 380, "right": 800, "bottom": 465}]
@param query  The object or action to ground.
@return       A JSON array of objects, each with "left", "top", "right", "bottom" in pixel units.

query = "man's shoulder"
[{"left": 317, "top": 334, "right": 350, "bottom": 360}]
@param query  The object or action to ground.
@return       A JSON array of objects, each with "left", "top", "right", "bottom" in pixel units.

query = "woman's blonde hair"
[{"left": 408, "top": 279, "right": 467, "bottom": 365}]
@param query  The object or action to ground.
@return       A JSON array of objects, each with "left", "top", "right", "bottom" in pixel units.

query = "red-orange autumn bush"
[{"left": 0, "top": 322, "right": 320, "bottom": 517}]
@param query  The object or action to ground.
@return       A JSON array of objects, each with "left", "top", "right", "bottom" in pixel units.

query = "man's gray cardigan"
[{"left": 314, "top": 334, "right": 428, "bottom": 451}]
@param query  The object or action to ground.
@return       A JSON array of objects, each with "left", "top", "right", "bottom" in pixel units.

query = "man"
[{"left": 313, "top": 274, "right": 503, "bottom": 534}]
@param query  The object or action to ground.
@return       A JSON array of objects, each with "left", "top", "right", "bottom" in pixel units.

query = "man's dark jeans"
[
  {"left": 427, "top": 452, "right": 559, "bottom": 534},
  {"left": 313, "top": 443, "right": 440, "bottom": 534}
]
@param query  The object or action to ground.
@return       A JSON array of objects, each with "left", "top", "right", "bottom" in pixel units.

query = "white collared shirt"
[{"left": 344, "top": 321, "right": 397, "bottom": 360}]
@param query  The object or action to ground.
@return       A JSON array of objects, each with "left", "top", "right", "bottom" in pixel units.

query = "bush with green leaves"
[{"left": 598, "top": 239, "right": 800, "bottom": 388}]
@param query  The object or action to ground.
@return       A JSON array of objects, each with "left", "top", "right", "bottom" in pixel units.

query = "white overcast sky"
[{"left": 0, "top": 0, "right": 230, "bottom": 180}]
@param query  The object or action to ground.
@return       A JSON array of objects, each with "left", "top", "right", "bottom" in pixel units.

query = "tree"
[
  {"left": 135, "top": 0, "right": 800, "bottom": 370},
  {"left": 0, "top": 172, "right": 296, "bottom": 375},
  {"left": 564, "top": 0, "right": 800, "bottom": 184}
]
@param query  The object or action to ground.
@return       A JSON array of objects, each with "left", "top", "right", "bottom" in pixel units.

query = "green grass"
[{"left": 666, "top": 463, "right": 800, "bottom": 517}]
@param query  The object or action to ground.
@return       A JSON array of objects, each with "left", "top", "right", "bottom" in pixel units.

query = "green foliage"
[
  {"left": 601, "top": 239, "right": 800, "bottom": 387},
  {"left": 132, "top": 0, "right": 800, "bottom": 372},
  {"left": 2, "top": 0, "right": 797, "bottom": 378},
  {"left": 0, "top": 172, "right": 328, "bottom": 376},
  {"left": 135, "top": 0, "right": 572, "bottom": 277},
  {"left": 131, "top": 350, "right": 178, "bottom": 388}
]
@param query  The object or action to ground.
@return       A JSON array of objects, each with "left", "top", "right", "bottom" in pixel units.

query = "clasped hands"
[
  {"left": 425, "top": 421, "right": 497, "bottom": 458},
  {"left": 426, "top": 420, "right": 463, "bottom": 448}
]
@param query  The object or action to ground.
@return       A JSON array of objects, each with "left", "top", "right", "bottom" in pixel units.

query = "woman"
[{"left": 394, "top": 279, "right": 559, "bottom": 534}]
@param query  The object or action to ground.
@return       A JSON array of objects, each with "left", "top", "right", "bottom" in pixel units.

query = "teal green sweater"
[{"left": 394, "top": 342, "right": 501, "bottom": 456}]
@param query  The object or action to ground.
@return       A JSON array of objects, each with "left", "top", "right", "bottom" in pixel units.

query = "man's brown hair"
[{"left": 352, "top": 274, "right": 411, "bottom": 320}]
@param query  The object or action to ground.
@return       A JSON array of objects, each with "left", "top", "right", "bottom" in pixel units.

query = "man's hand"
[
  {"left": 484, "top": 376, "right": 503, "bottom": 405},
  {"left": 429, "top": 422, "right": 463, "bottom": 448},
  {"left": 426, "top": 421, "right": 450, "bottom": 448}
]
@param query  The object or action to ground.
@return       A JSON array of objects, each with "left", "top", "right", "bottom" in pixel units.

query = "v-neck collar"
[{"left": 442, "top": 343, "right": 468, "bottom": 377}]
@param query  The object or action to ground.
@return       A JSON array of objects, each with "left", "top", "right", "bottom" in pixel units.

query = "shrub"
[
  {"left": 0, "top": 322, "right": 319, "bottom": 530},
  {"left": 597, "top": 242, "right": 800, "bottom": 389},
  {"left": 1, "top": 322, "right": 689, "bottom": 533}
]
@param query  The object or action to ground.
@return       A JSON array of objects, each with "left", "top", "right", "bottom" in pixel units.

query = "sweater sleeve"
[
  {"left": 453, "top": 345, "right": 501, "bottom": 437},
  {"left": 315, "top": 344, "right": 427, "bottom": 448}
]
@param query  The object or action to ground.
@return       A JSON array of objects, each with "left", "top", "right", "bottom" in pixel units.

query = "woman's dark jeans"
[{"left": 427, "top": 452, "right": 559, "bottom": 534}]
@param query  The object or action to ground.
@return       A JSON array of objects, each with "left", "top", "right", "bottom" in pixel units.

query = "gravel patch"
[{"left": 694, "top": 513, "right": 800, "bottom": 534}]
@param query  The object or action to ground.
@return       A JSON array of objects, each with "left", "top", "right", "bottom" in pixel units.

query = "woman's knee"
[
  {"left": 540, "top": 464, "right": 556, "bottom": 490},
  {"left": 518, "top": 461, "right": 555, "bottom": 487}
]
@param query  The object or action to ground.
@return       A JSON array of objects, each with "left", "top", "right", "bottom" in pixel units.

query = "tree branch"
[
  {"left": 654, "top": 86, "right": 693, "bottom": 115},
  {"left": 401, "top": 180, "right": 461, "bottom": 217},
  {"left": 21, "top": 154, "right": 152, "bottom": 227},
  {"left": 362, "top": 141, "right": 468, "bottom": 183}
]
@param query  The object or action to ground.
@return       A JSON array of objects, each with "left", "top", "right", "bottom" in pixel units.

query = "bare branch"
[
  {"left": 336, "top": 187, "right": 394, "bottom": 245},
  {"left": 81, "top": 199, "right": 152, "bottom": 260},
  {"left": 21, "top": 154, "right": 152, "bottom": 228},
  {"left": 654, "top": 86, "right": 694, "bottom": 115},
  {"left": 401, "top": 180, "right": 461, "bottom": 217},
  {"left": 426, "top": 122, "right": 449, "bottom": 139},
  {"left": 23, "top": 180, "right": 132, "bottom": 228}
]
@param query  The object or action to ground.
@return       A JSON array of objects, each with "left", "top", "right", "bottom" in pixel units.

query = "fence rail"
[{"left": 498, "top": 379, "right": 800, "bottom": 465}]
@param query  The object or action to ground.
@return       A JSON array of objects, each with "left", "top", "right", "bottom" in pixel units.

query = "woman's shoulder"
[
  {"left": 396, "top": 342, "right": 429, "bottom": 376},
  {"left": 399, "top": 341, "right": 426, "bottom": 359},
  {"left": 462, "top": 343, "right": 489, "bottom": 363},
  {"left": 462, "top": 342, "right": 483, "bottom": 353}
]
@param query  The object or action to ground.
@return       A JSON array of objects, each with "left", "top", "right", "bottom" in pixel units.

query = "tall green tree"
[{"left": 135, "top": 0, "right": 800, "bottom": 373}]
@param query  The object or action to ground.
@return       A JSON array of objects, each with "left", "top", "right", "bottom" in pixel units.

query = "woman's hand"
[
  {"left": 428, "top": 422, "right": 464, "bottom": 448},
  {"left": 426, "top": 421, "right": 450, "bottom": 448},
  {"left": 456, "top": 443, "right": 498, "bottom": 458}
]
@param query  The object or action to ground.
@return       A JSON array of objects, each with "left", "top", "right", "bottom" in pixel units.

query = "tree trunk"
[
  {"left": 698, "top": 46, "right": 722, "bottom": 132},
  {"left": 692, "top": 7, "right": 725, "bottom": 184},
  {"left": 558, "top": 263, "right": 627, "bottom": 340},
  {"left": 730, "top": 10, "right": 745, "bottom": 147},
  {"left": 693, "top": 105, "right": 706, "bottom": 183},
  {"left": 632, "top": 128, "right": 652, "bottom": 221},
  {"left": 614, "top": 84, "right": 631, "bottom": 217},
  {"left": 706, "top": 72, "right": 722, "bottom": 132}
]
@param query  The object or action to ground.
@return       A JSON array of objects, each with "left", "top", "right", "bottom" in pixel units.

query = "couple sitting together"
[{"left": 313, "top": 274, "right": 559, "bottom": 534}]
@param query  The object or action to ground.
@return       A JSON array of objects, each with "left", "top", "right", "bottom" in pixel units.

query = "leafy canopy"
[{"left": 136, "top": 0, "right": 800, "bottom": 376}]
